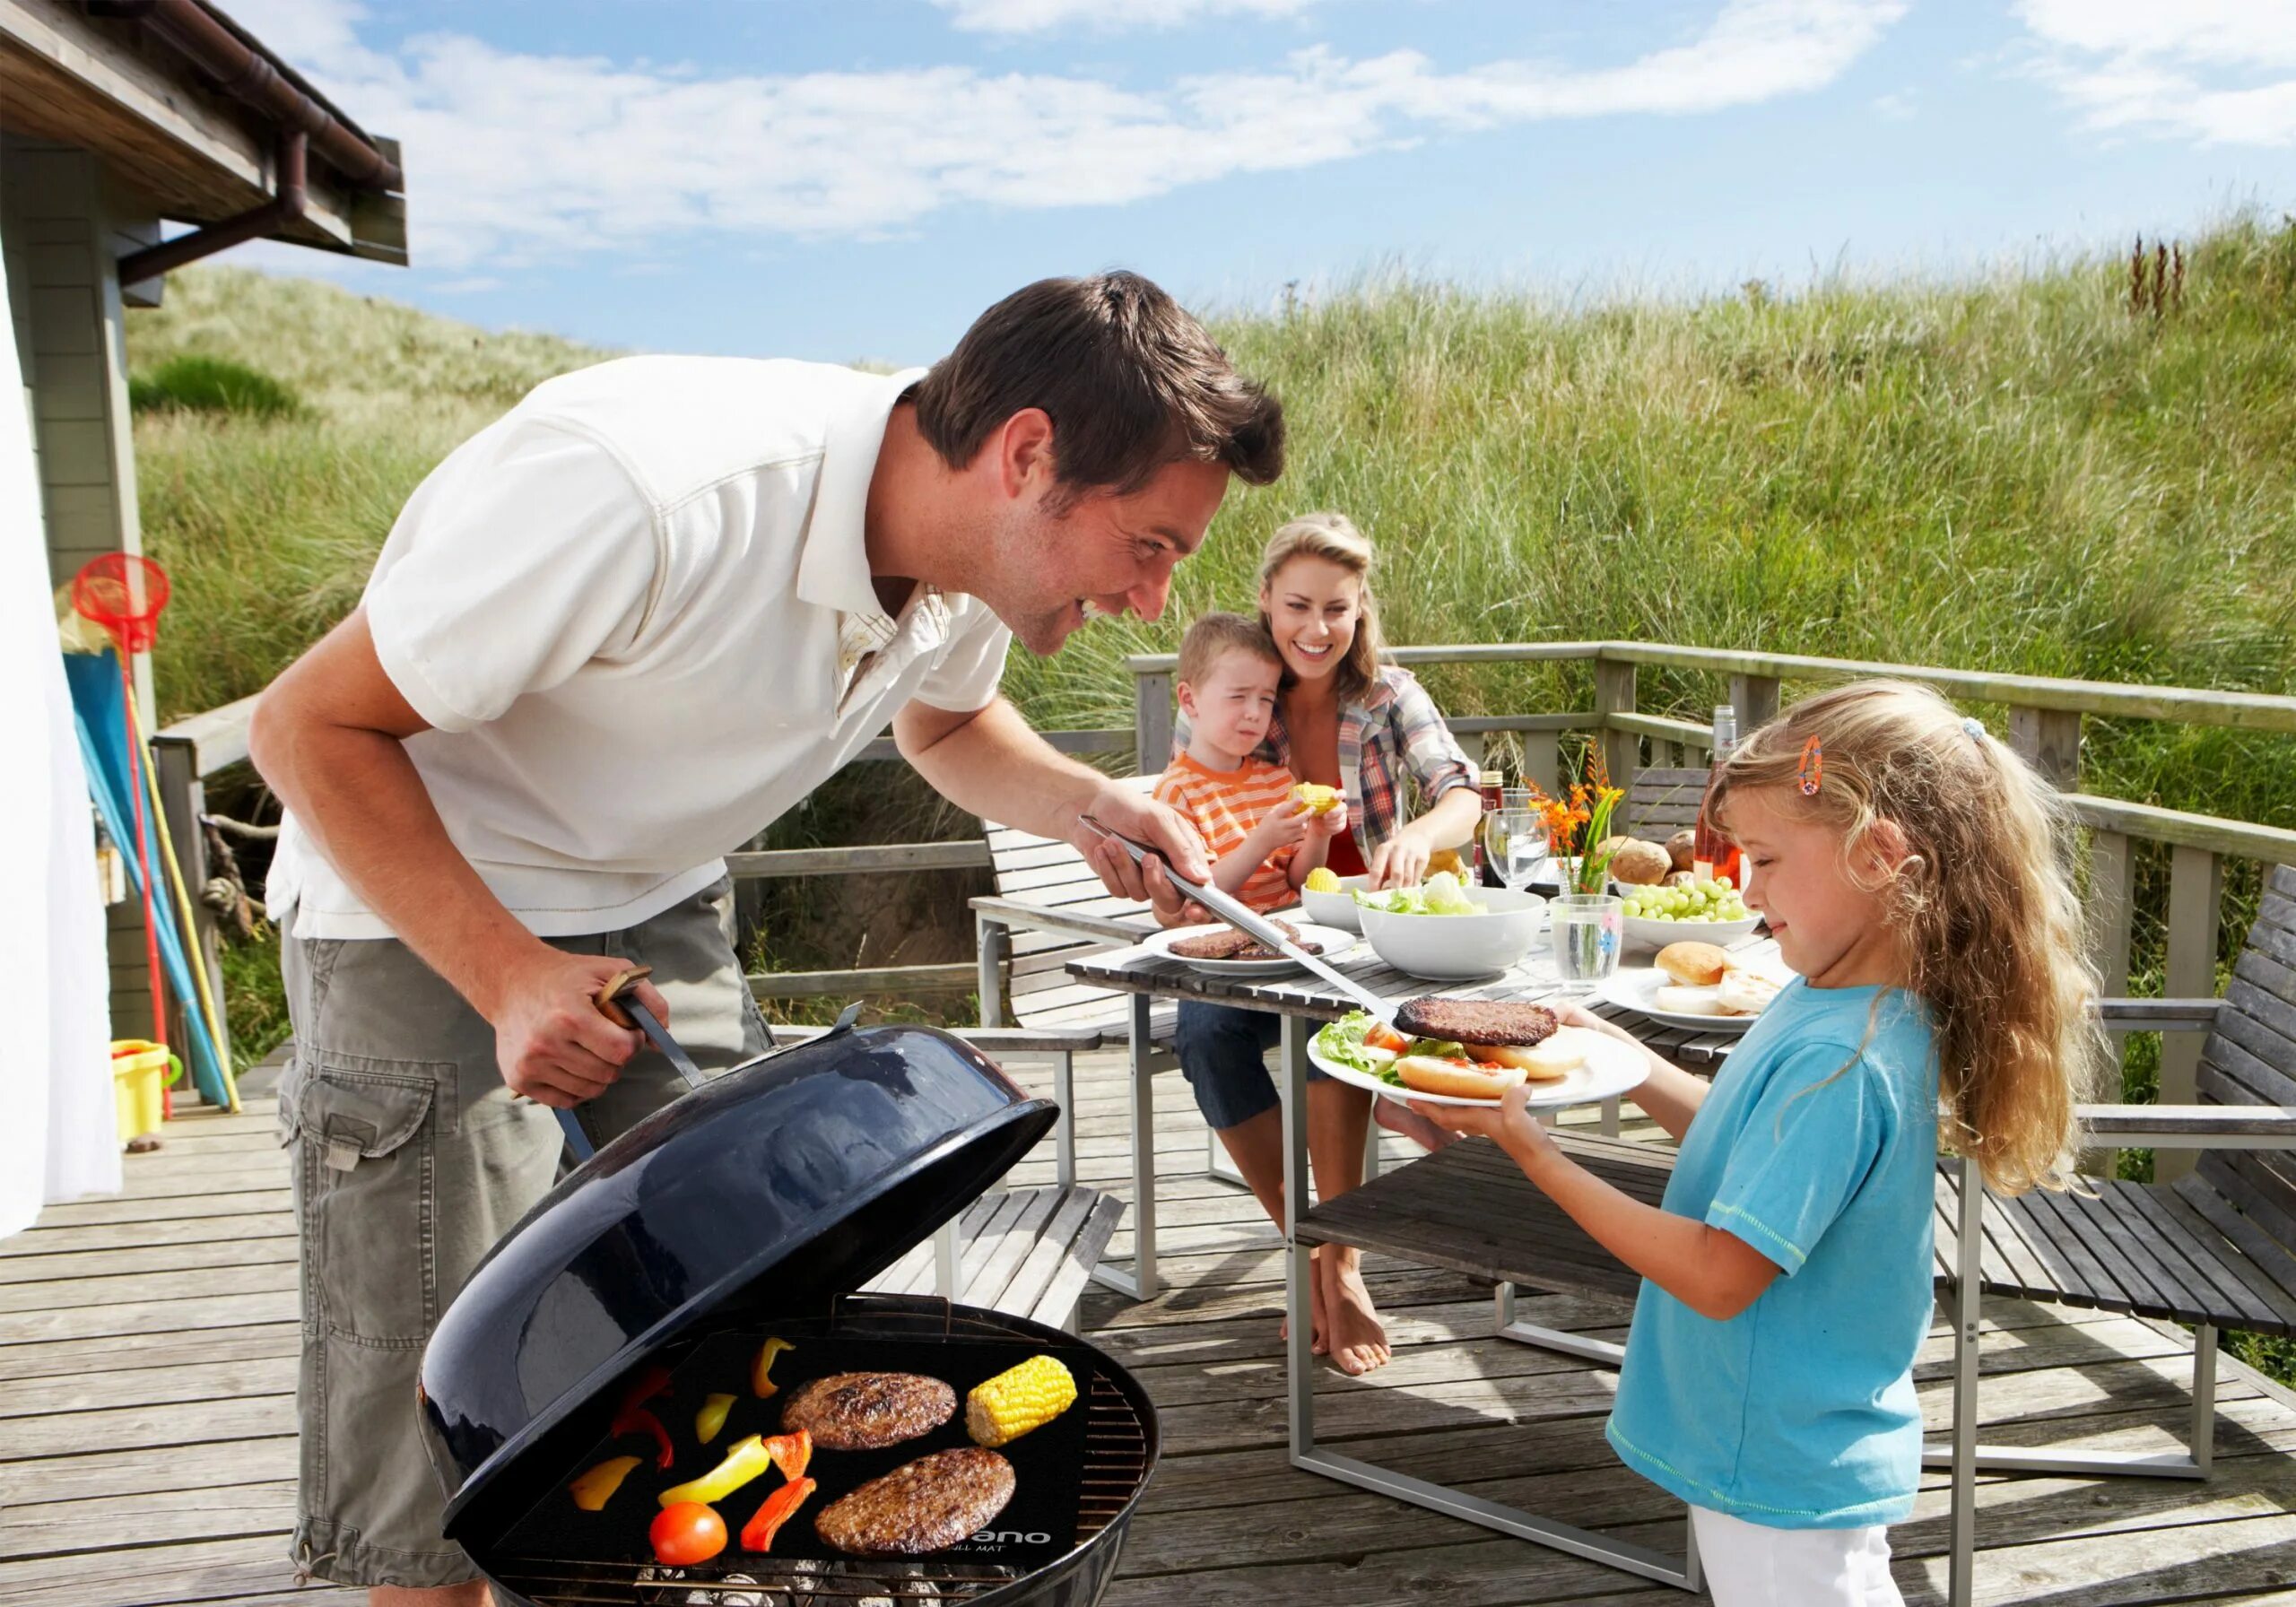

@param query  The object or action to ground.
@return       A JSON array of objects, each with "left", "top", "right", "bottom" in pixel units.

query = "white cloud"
[
  {"left": 932, "top": 0, "right": 1326, "bottom": 32},
  {"left": 220, "top": 0, "right": 1905, "bottom": 271},
  {"left": 2015, "top": 0, "right": 2296, "bottom": 145}
]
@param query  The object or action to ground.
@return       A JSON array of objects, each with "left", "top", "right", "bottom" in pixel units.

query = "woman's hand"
[
  {"left": 1368, "top": 826, "right": 1436, "bottom": 890},
  {"left": 1409, "top": 1086, "right": 1557, "bottom": 1175}
]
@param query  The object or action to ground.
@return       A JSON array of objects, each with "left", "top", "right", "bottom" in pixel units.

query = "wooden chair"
[{"left": 1929, "top": 862, "right": 2296, "bottom": 1602}]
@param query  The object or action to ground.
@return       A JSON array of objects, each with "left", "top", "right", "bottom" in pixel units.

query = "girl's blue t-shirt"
[{"left": 1605, "top": 977, "right": 1940, "bottom": 1529}]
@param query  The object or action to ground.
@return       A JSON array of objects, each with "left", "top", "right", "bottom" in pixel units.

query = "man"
[{"left": 250, "top": 271, "right": 1283, "bottom": 1603}]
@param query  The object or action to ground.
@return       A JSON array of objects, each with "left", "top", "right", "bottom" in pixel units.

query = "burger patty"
[
  {"left": 1393, "top": 998, "right": 1560, "bottom": 1047},
  {"left": 815, "top": 1448, "right": 1016, "bottom": 1556},
  {"left": 1170, "top": 919, "right": 1311, "bottom": 960},
  {"left": 779, "top": 1372, "right": 955, "bottom": 1452}
]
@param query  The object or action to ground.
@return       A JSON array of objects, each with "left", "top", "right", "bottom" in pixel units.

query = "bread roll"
[
  {"left": 1462, "top": 1033, "right": 1587, "bottom": 1081},
  {"left": 1655, "top": 941, "right": 1728, "bottom": 987},
  {"left": 1715, "top": 969, "right": 1781, "bottom": 1016},
  {"left": 1395, "top": 1055, "right": 1528, "bottom": 1100},
  {"left": 1654, "top": 985, "right": 1731, "bottom": 1016}
]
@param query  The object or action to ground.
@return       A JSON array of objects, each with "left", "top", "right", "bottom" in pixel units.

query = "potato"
[
  {"left": 1665, "top": 829, "right": 1696, "bottom": 873},
  {"left": 1607, "top": 839, "right": 1673, "bottom": 885}
]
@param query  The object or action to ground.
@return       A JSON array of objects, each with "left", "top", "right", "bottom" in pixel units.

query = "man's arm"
[
  {"left": 893, "top": 696, "right": 1211, "bottom": 899},
  {"left": 249, "top": 608, "right": 664, "bottom": 1106}
]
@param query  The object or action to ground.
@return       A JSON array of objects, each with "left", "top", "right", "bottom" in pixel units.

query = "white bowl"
[
  {"left": 1621, "top": 910, "right": 1763, "bottom": 951},
  {"left": 1300, "top": 873, "right": 1373, "bottom": 932},
  {"left": 1359, "top": 887, "right": 1546, "bottom": 981}
]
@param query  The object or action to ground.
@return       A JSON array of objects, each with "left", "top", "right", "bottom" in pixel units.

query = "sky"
[{"left": 219, "top": 0, "right": 2296, "bottom": 365}]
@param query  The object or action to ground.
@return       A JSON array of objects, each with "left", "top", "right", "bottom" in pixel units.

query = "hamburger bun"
[
  {"left": 1655, "top": 941, "right": 1729, "bottom": 987},
  {"left": 1653, "top": 984, "right": 1732, "bottom": 1016},
  {"left": 1716, "top": 969, "right": 1782, "bottom": 1016},
  {"left": 1395, "top": 1055, "right": 1528, "bottom": 1101},
  {"left": 1466, "top": 1028, "right": 1596, "bottom": 1081}
]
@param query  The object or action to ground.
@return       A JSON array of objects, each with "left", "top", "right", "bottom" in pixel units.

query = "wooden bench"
[
  {"left": 1618, "top": 765, "right": 1708, "bottom": 841},
  {"left": 862, "top": 1183, "right": 1125, "bottom": 1334}
]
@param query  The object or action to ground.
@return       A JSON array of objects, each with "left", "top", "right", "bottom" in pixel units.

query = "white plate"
[
  {"left": 1144, "top": 920, "right": 1359, "bottom": 976},
  {"left": 1596, "top": 960, "right": 1788, "bottom": 1032},
  {"left": 1308, "top": 1023, "right": 1648, "bottom": 1109}
]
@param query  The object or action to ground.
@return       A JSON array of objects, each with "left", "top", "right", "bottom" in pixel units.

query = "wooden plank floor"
[{"left": 7, "top": 1049, "right": 2296, "bottom": 1605}]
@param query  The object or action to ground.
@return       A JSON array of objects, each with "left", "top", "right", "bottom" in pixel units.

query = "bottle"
[
  {"left": 1692, "top": 706, "right": 1742, "bottom": 887},
  {"left": 1474, "top": 768, "right": 1505, "bottom": 885}
]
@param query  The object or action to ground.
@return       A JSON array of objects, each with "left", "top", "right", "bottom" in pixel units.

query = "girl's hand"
[
  {"left": 1409, "top": 1087, "right": 1557, "bottom": 1173},
  {"left": 1551, "top": 1000, "right": 1644, "bottom": 1049}
]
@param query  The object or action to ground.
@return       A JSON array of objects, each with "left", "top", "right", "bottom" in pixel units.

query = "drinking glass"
[
  {"left": 1487, "top": 809, "right": 1549, "bottom": 892},
  {"left": 1549, "top": 892, "right": 1624, "bottom": 992}
]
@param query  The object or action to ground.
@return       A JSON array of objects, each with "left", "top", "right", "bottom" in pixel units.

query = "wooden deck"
[{"left": 8, "top": 1050, "right": 2296, "bottom": 1606}]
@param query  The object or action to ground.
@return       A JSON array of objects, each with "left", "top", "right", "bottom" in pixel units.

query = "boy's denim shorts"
[
  {"left": 1173, "top": 999, "right": 1332, "bottom": 1130},
  {"left": 275, "top": 877, "right": 769, "bottom": 1587}
]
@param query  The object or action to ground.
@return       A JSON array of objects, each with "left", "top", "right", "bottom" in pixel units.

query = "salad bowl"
[{"left": 1357, "top": 881, "right": 1546, "bottom": 980}]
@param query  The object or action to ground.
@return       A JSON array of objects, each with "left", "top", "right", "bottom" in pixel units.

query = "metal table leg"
[
  {"left": 1090, "top": 991, "right": 1160, "bottom": 1300},
  {"left": 1283, "top": 1015, "right": 1316, "bottom": 1460}
]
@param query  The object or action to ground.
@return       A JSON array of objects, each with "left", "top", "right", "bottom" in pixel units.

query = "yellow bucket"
[{"left": 113, "top": 1040, "right": 178, "bottom": 1142}]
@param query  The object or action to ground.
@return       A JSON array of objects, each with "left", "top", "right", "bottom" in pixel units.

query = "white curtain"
[{"left": 2, "top": 239, "right": 120, "bottom": 1235}]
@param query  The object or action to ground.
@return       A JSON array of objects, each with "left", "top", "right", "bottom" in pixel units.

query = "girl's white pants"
[{"left": 1691, "top": 1507, "right": 1905, "bottom": 1606}]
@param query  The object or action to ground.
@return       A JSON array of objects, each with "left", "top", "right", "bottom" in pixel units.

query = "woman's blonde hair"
[
  {"left": 1257, "top": 512, "right": 1386, "bottom": 702},
  {"left": 1709, "top": 680, "right": 2104, "bottom": 1194}
]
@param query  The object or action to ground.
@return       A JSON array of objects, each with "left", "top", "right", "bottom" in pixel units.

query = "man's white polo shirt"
[{"left": 267, "top": 357, "right": 1013, "bottom": 940}]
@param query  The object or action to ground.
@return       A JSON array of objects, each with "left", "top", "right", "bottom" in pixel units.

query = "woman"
[{"left": 1158, "top": 511, "right": 1482, "bottom": 1375}]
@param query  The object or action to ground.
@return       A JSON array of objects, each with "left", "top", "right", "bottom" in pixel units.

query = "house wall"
[{"left": 4, "top": 134, "right": 162, "bottom": 1039}]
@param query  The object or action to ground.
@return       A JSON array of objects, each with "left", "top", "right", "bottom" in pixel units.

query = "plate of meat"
[{"left": 1142, "top": 919, "right": 1357, "bottom": 976}]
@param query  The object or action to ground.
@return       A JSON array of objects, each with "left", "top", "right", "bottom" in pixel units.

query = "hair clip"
[
  {"left": 1796, "top": 735, "right": 1824, "bottom": 796},
  {"left": 1961, "top": 717, "right": 1985, "bottom": 743}
]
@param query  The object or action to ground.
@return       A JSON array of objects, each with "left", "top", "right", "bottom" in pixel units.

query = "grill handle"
[{"left": 549, "top": 964, "right": 705, "bottom": 1165}]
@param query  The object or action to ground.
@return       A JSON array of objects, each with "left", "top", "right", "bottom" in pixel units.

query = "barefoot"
[
  {"left": 1282, "top": 1247, "right": 1334, "bottom": 1357},
  {"left": 1374, "top": 1095, "right": 1459, "bottom": 1152},
  {"left": 1319, "top": 1250, "right": 1391, "bottom": 1377}
]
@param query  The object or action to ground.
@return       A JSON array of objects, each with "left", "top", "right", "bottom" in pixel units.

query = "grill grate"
[{"left": 491, "top": 1375, "right": 1148, "bottom": 1606}]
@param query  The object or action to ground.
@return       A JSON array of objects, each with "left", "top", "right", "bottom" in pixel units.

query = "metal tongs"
[{"left": 1079, "top": 815, "right": 1399, "bottom": 1026}]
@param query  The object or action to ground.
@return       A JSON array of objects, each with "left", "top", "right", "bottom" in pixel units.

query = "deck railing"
[{"left": 161, "top": 646, "right": 2296, "bottom": 1167}]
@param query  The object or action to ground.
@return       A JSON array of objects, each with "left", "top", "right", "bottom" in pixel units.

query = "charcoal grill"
[{"left": 418, "top": 1022, "right": 1158, "bottom": 1607}]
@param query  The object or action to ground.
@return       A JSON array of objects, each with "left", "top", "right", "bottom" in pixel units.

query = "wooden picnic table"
[{"left": 1066, "top": 921, "right": 1781, "bottom": 1592}]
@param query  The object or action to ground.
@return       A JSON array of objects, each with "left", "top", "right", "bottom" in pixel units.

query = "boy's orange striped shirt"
[{"left": 1152, "top": 753, "right": 1300, "bottom": 913}]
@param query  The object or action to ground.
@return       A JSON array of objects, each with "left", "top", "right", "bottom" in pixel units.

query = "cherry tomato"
[{"left": 650, "top": 1501, "right": 727, "bottom": 1566}]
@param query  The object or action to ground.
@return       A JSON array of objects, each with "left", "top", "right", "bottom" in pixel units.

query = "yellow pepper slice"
[
  {"left": 695, "top": 1392, "right": 736, "bottom": 1446},
  {"left": 752, "top": 1337, "right": 796, "bottom": 1398},
  {"left": 569, "top": 1455, "right": 643, "bottom": 1512},
  {"left": 657, "top": 1433, "right": 772, "bottom": 1508}
]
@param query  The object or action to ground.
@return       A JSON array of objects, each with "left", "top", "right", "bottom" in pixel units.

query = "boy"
[{"left": 1154, "top": 612, "right": 1348, "bottom": 909}]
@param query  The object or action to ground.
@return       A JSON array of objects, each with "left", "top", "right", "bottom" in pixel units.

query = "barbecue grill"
[{"left": 417, "top": 1021, "right": 1158, "bottom": 1607}]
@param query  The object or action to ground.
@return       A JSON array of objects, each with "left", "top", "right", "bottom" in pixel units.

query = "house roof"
[{"left": 0, "top": 0, "right": 403, "bottom": 264}]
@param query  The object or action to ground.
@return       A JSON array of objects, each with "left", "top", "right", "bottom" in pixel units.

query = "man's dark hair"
[{"left": 911, "top": 272, "right": 1284, "bottom": 504}]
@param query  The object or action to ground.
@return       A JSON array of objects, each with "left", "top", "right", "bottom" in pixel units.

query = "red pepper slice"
[
  {"left": 739, "top": 1476, "right": 816, "bottom": 1553},
  {"left": 611, "top": 1404, "right": 675, "bottom": 1470},
  {"left": 760, "top": 1429, "right": 812, "bottom": 1483},
  {"left": 617, "top": 1361, "right": 674, "bottom": 1414}
]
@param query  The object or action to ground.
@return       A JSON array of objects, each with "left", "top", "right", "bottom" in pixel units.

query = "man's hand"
[
  {"left": 1072, "top": 785, "right": 1209, "bottom": 903},
  {"left": 485, "top": 950, "right": 671, "bottom": 1108}
]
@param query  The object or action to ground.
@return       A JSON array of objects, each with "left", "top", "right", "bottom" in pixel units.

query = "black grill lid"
[{"left": 416, "top": 1022, "right": 1057, "bottom": 1535}]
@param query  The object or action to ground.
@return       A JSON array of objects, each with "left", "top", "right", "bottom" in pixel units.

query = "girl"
[
  {"left": 1155, "top": 512, "right": 1483, "bottom": 1375},
  {"left": 1419, "top": 680, "right": 2101, "bottom": 1603}
]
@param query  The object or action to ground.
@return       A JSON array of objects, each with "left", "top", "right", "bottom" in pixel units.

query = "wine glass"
[{"left": 1487, "top": 809, "right": 1550, "bottom": 893}]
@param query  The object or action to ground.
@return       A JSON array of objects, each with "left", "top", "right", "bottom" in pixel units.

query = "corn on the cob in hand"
[{"left": 965, "top": 1354, "right": 1077, "bottom": 1447}]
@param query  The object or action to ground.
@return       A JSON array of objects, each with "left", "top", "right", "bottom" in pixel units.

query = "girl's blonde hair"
[
  {"left": 1709, "top": 680, "right": 2104, "bottom": 1194},
  {"left": 1257, "top": 512, "right": 1386, "bottom": 702}
]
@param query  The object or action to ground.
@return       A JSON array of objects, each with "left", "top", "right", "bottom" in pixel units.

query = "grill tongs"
[{"left": 1078, "top": 814, "right": 1399, "bottom": 1027}]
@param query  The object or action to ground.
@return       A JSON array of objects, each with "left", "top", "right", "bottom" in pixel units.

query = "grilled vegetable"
[
  {"left": 659, "top": 1433, "right": 773, "bottom": 1507},
  {"left": 568, "top": 1455, "right": 643, "bottom": 1511},
  {"left": 752, "top": 1337, "right": 795, "bottom": 1398},
  {"left": 964, "top": 1354, "right": 1077, "bottom": 1447},
  {"left": 613, "top": 1405, "right": 674, "bottom": 1470},
  {"left": 695, "top": 1393, "right": 735, "bottom": 1446},
  {"left": 761, "top": 1429, "right": 812, "bottom": 1482},
  {"left": 650, "top": 1501, "right": 727, "bottom": 1566},
  {"left": 737, "top": 1475, "right": 816, "bottom": 1553}
]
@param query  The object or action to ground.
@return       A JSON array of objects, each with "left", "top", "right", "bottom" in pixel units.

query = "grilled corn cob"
[{"left": 964, "top": 1354, "right": 1077, "bottom": 1447}]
